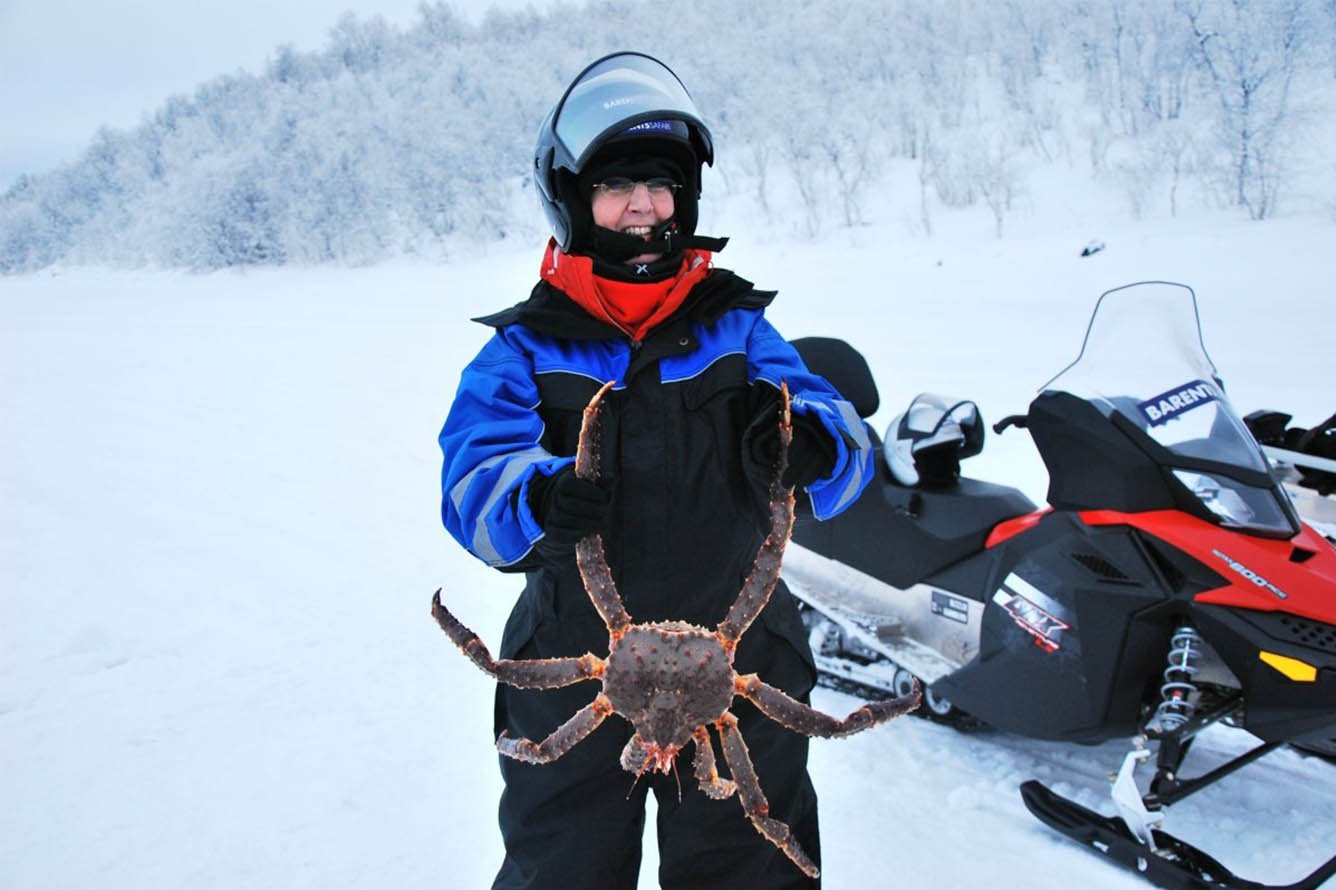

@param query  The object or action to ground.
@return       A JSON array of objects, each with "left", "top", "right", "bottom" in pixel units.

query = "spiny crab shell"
[{"left": 603, "top": 621, "right": 734, "bottom": 770}]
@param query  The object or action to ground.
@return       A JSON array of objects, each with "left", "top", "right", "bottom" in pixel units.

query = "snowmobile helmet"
[
  {"left": 533, "top": 51, "right": 716, "bottom": 257},
  {"left": 885, "top": 394, "right": 985, "bottom": 488}
]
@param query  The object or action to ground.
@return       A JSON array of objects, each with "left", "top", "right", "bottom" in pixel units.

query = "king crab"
[{"left": 432, "top": 380, "right": 921, "bottom": 877}]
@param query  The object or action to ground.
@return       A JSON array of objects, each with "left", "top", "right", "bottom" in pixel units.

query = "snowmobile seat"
[
  {"left": 796, "top": 462, "right": 1037, "bottom": 593},
  {"left": 789, "top": 336, "right": 1035, "bottom": 591}
]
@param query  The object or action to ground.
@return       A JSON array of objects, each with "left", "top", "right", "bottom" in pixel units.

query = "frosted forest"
[{"left": 3, "top": 0, "right": 1336, "bottom": 273}]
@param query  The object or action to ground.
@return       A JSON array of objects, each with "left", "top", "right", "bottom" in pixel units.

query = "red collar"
[{"left": 540, "top": 240, "right": 713, "bottom": 342}]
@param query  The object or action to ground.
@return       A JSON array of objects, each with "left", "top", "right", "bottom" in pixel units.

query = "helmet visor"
[{"left": 551, "top": 52, "right": 712, "bottom": 173}]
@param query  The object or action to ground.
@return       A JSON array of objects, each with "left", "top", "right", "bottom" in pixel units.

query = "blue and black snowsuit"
[{"left": 439, "top": 263, "right": 873, "bottom": 890}]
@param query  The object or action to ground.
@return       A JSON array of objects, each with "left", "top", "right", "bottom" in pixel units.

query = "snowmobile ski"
[{"left": 1021, "top": 779, "right": 1336, "bottom": 890}]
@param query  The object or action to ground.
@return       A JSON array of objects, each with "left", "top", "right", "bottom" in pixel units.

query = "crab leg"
[
  {"left": 619, "top": 732, "right": 655, "bottom": 774},
  {"left": 691, "top": 726, "right": 737, "bottom": 800},
  {"left": 573, "top": 380, "right": 632, "bottom": 636},
  {"left": 717, "top": 383, "right": 795, "bottom": 647},
  {"left": 432, "top": 591, "right": 604, "bottom": 689},
  {"left": 573, "top": 380, "right": 614, "bottom": 483},
  {"left": 498, "top": 693, "right": 615, "bottom": 764},
  {"left": 716, "top": 711, "right": 819, "bottom": 879},
  {"left": 735, "top": 673, "right": 921, "bottom": 738}
]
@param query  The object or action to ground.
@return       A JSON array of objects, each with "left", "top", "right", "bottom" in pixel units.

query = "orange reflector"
[{"left": 1259, "top": 651, "right": 1318, "bottom": 682}]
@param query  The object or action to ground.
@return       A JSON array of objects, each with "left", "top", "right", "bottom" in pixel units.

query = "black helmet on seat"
[{"left": 533, "top": 52, "right": 719, "bottom": 258}]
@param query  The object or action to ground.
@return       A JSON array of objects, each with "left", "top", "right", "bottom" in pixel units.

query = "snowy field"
[{"left": 3, "top": 203, "right": 1335, "bottom": 889}]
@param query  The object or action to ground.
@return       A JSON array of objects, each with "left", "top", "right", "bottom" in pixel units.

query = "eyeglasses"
[{"left": 592, "top": 177, "right": 681, "bottom": 198}]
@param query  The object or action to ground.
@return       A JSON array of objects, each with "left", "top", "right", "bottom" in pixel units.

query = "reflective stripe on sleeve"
[{"left": 450, "top": 444, "right": 552, "bottom": 566}]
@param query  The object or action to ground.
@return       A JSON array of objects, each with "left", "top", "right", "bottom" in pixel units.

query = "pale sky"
[{"left": 0, "top": 0, "right": 550, "bottom": 188}]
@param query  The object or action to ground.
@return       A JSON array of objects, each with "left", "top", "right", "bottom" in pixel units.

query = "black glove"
[
  {"left": 528, "top": 467, "right": 613, "bottom": 557},
  {"left": 746, "top": 410, "right": 838, "bottom": 490}
]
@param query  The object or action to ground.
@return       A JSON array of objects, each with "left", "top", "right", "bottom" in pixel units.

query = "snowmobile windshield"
[
  {"left": 547, "top": 52, "right": 712, "bottom": 174},
  {"left": 1042, "top": 281, "right": 1298, "bottom": 537}
]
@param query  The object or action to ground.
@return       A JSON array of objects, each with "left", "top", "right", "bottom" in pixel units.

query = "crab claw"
[{"left": 620, "top": 733, "right": 681, "bottom": 775}]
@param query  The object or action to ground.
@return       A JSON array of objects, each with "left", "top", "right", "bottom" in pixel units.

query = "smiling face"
[{"left": 590, "top": 181, "right": 676, "bottom": 266}]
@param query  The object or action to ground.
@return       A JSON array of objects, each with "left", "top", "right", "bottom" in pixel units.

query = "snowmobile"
[{"left": 783, "top": 281, "right": 1336, "bottom": 890}]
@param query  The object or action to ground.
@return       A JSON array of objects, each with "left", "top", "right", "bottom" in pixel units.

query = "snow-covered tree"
[
  {"left": 1178, "top": 0, "right": 1317, "bottom": 219},
  {"left": 2, "top": 0, "right": 1334, "bottom": 272}
]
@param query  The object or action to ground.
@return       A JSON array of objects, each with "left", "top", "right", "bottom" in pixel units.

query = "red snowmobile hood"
[{"left": 1080, "top": 509, "right": 1336, "bottom": 626}]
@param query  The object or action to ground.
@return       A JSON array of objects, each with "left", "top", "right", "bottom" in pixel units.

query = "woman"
[{"left": 438, "top": 51, "right": 873, "bottom": 890}]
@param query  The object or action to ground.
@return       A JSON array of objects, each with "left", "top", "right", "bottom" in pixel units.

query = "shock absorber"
[{"left": 1150, "top": 624, "right": 1203, "bottom": 733}]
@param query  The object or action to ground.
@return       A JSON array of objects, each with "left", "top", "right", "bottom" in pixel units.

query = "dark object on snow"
[{"left": 1080, "top": 239, "right": 1106, "bottom": 257}]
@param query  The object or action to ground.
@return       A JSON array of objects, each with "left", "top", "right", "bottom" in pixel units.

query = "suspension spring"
[{"left": 1151, "top": 624, "right": 1203, "bottom": 733}]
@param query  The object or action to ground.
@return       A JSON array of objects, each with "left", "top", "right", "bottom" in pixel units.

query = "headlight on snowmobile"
[{"left": 1172, "top": 469, "right": 1297, "bottom": 537}]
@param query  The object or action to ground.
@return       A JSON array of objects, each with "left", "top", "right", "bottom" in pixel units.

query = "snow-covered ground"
[{"left": 3, "top": 202, "right": 1334, "bottom": 889}]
